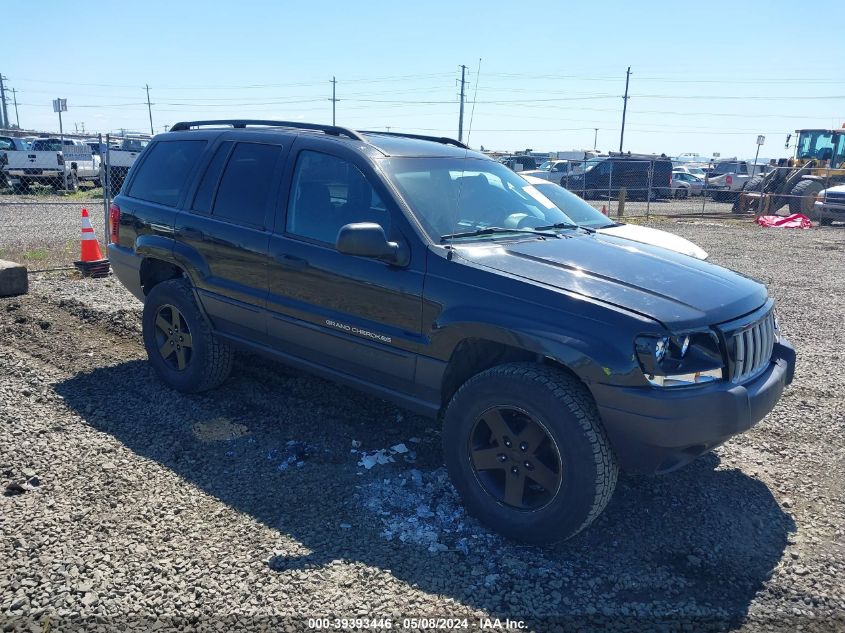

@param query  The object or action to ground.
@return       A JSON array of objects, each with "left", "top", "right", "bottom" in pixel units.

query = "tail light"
[
  {"left": 56, "top": 152, "right": 64, "bottom": 166},
  {"left": 109, "top": 203, "right": 120, "bottom": 244},
  {"left": 726, "top": 175, "right": 733, "bottom": 186}
]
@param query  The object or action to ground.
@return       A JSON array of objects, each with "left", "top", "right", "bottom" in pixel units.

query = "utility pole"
[
  {"left": 619, "top": 66, "right": 631, "bottom": 153},
  {"left": 0, "top": 74, "right": 8, "bottom": 130},
  {"left": 11, "top": 88, "right": 19, "bottom": 128},
  {"left": 330, "top": 77, "right": 338, "bottom": 126},
  {"left": 593, "top": 128, "right": 599, "bottom": 150},
  {"left": 145, "top": 84, "right": 154, "bottom": 136},
  {"left": 458, "top": 64, "right": 467, "bottom": 143}
]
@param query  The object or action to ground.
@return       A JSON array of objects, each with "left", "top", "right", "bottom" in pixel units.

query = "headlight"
[{"left": 635, "top": 331, "right": 724, "bottom": 388}]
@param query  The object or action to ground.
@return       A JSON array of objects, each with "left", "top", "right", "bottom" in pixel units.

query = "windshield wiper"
[
  {"left": 440, "top": 227, "right": 559, "bottom": 242},
  {"left": 533, "top": 222, "right": 596, "bottom": 233}
]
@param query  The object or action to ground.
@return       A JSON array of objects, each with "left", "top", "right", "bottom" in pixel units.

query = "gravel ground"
[{"left": 1, "top": 221, "right": 843, "bottom": 632}]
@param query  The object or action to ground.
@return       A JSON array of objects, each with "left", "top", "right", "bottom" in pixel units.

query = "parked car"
[
  {"left": 106, "top": 136, "right": 151, "bottom": 191},
  {"left": 3, "top": 138, "right": 101, "bottom": 191},
  {"left": 0, "top": 136, "right": 30, "bottom": 188},
  {"left": 520, "top": 159, "right": 582, "bottom": 184},
  {"left": 704, "top": 160, "right": 769, "bottom": 202},
  {"left": 522, "top": 176, "right": 707, "bottom": 259},
  {"left": 814, "top": 184, "right": 845, "bottom": 225},
  {"left": 499, "top": 155, "right": 538, "bottom": 172},
  {"left": 565, "top": 154, "right": 673, "bottom": 200},
  {"left": 671, "top": 172, "right": 705, "bottom": 198},
  {"left": 672, "top": 165, "right": 707, "bottom": 178},
  {"left": 109, "top": 119, "right": 794, "bottom": 543}
]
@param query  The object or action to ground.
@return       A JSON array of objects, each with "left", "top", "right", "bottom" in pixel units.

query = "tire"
[
  {"left": 743, "top": 174, "right": 766, "bottom": 193},
  {"left": 673, "top": 187, "right": 688, "bottom": 200},
  {"left": 442, "top": 362, "right": 618, "bottom": 543},
  {"left": 788, "top": 179, "right": 824, "bottom": 217},
  {"left": 142, "top": 278, "right": 234, "bottom": 393}
]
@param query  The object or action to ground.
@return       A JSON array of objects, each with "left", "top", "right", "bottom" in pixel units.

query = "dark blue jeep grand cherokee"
[{"left": 108, "top": 120, "right": 795, "bottom": 542}]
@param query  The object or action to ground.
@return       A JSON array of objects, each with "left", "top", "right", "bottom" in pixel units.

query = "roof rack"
[
  {"left": 359, "top": 130, "right": 469, "bottom": 150},
  {"left": 168, "top": 119, "right": 365, "bottom": 141}
]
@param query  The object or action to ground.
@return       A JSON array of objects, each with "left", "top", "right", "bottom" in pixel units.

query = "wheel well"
[
  {"left": 139, "top": 258, "right": 184, "bottom": 295},
  {"left": 439, "top": 338, "right": 582, "bottom": 410}
]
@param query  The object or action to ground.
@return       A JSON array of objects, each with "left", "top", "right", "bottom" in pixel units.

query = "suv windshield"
[
  {"left": 121, "top": 139, "right": 150, "bottom": 151},
  {"left": 582, "top": 158, "right": 605, "bottom": 172},
  {"left": 530, "top": 182, "right": 613, "bottom": 229},
  {"left": 382, "top": 157, "right": 576, "bottom": 241}
]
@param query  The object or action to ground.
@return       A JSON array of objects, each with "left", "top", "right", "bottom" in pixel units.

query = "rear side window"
[
  {"left": 192, "top": 141, "right": 233, "bottom": 213},
  {"left": 32, "top": 140, "right": 62, "bottom": 152},
  {"left": 128, "top": 140, "right": 207, "bottom": 207},
  {"left": 212, "top": 142, "right": 282, "bottom": 227}
]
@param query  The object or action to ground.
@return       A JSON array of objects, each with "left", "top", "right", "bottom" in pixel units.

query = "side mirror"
[{"left": 336, "top": 223, "right": 409, "bottom": 266}]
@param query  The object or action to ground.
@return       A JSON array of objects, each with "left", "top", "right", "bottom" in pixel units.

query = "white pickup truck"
[
  {"left": 705, "top": 160, "right": 771, "bottom": 202},
  {"left": 520, "top": 159, "right": 586, "bottom": 185},
  {"left": 106, "top": 137, "right": 150, "bottom": 191},
  {"left": 3, "top": 138, "right": 102, "bottom": 192}
]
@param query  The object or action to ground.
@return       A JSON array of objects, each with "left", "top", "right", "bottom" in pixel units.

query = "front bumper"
[
  {"left": 7, "top": 169, "right": 63, "bottom": 177},
  {"left": 814, "top": 200, "right": 845, "bottom": 219},
  {"left": 592, "top": 338, "right": 795, "bottom": 474}
]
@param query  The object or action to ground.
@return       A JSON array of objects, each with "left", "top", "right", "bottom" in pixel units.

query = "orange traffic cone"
[
  {"left": 80, "top": 208, "right": 105, "bottom": 261},
  {"left": 74, "top": 208, "right": 110, "bottom": 278}
]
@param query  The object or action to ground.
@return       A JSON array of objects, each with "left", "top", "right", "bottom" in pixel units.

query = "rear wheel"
[
  {"left": 788, "top": 179, "right": 824, "bottom": 217},
  {"left": 442, "top": 363, "right": 618, "bottom": 543},
  {"left": 142, "top": 278, "right": 233, "bottom": 392},
  {"left": 674, "top": 186, "right": 688, "bottom": 200}
]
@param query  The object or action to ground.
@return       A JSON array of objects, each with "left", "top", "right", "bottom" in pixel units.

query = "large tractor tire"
[
  {"left": 788, "top": 179, "right": 824, "bottom": 217},
  {"left": 732, "top": 174, "right": 767, "bottom": 214}
]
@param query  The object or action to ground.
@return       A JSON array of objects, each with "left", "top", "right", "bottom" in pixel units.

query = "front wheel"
[
  {"left": 788, "top": 179, "right": 824, "bottom": 217},
  {"left": 442, "top": 363, "right": 618, "bottom": 543},
  {"left": 142, "top": 278, "right": 234, "bottom": 392}
]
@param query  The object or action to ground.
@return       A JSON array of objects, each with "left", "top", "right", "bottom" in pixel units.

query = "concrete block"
[{"left": 0, "top": 260, "right": 28, "bottom": 297}]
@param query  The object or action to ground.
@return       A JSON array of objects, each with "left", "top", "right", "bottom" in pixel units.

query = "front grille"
[
  {"left": 727, "top": 311, "right": 776, "bottom": 383},
  {"left": 824, "top": 191, "right": 845, "bottom": 204}
]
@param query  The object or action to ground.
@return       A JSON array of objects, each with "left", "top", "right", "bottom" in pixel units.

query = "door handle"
[
  {"left": 274, "top": 254, "right": 308, "bottom": 270},
  {"left": 179, "top": 227, "right": 204, "bottom": 240}
]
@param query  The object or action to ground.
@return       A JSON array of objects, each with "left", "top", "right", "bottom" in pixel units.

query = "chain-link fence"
[
  {"left": 519, "top": 155, "right": 845, "bottom": 222},
  {"left": 2, "top": 126, "right": 843, "bottom": 228}
]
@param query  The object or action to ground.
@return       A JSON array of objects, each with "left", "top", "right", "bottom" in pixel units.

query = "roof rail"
[
  {"left": 168, "top": 119, "right": 365, "bottom": 141},
  {"left": 359, "top": 130, "right": 469, "bottom": 150}
]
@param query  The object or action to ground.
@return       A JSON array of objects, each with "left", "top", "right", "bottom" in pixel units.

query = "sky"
[{"left": 4, "top": 0, "right": 843, "bottom": 160}]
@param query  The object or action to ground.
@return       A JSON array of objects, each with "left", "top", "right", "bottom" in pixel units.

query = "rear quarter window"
[
  {"left": 211, "top": 142, "right": 282, "bottom": 227},
  {"left": 127, "top": 140, "right": 207, "bottom": 207}
]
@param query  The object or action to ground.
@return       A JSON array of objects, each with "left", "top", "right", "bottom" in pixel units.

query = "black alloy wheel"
[
  {"left": 153, "top": 304, "right": 193, "bottom": 371},
  {"left": 468, "top": 406, "right": 562, "bottom": 511}
]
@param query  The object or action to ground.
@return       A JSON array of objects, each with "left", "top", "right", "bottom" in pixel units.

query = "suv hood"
[{"left": 454, "top": 231, "right": 767, "bottom": 330}]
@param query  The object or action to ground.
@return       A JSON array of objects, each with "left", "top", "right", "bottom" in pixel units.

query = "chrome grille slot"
[{"left": 729, "top": 311, "right": 775, "bottom": 383}]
